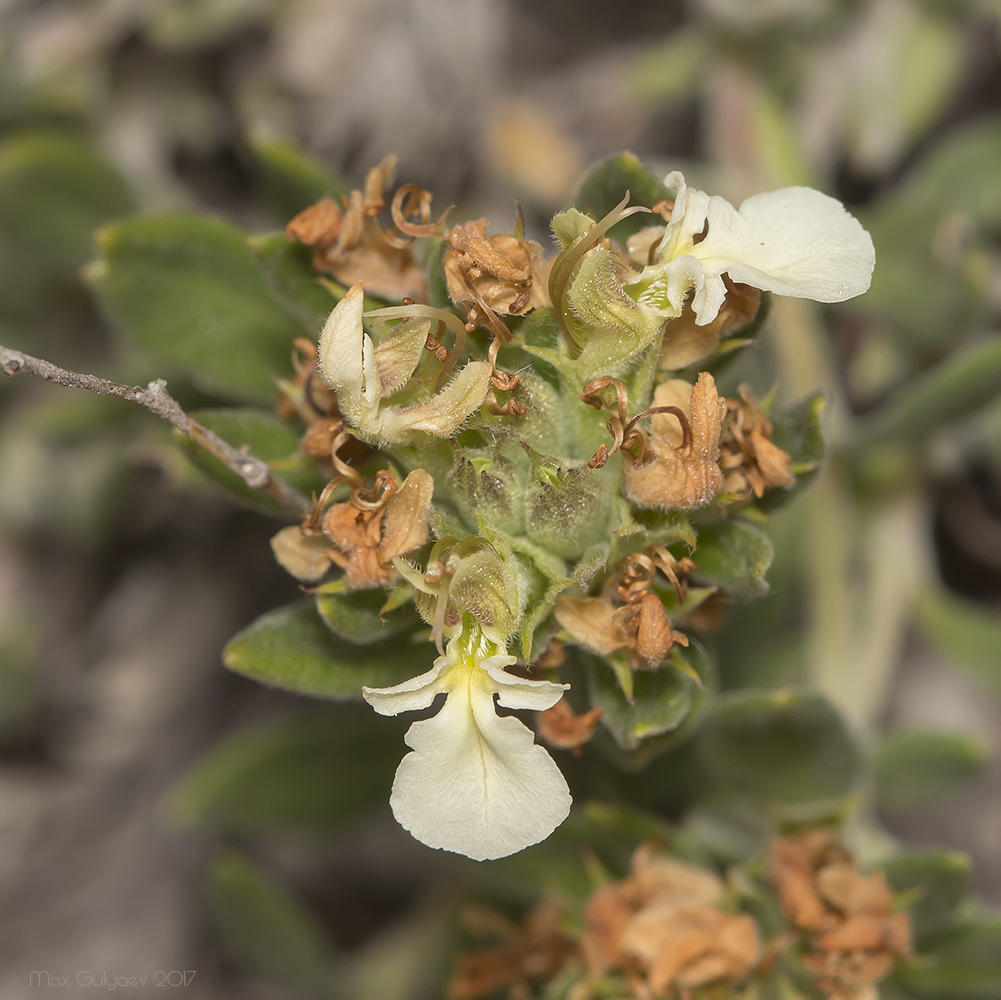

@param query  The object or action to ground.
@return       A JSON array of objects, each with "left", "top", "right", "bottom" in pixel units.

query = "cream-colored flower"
[
  {"left": 317, "top": 284, "right": 492, "bottom": 446},
  {"left": 363, "top": 627, "right": 571, "bottom": 861},
  {"left": 626, "top": 171, "right": 875, "bottom": 326}
]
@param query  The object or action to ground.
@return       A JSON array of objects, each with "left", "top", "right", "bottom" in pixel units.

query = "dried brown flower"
[
  {"left": 537, "top": 699, "right": 604, "bottom": 753},
  {"left": 720, "top": 386, "right": 795, "bottom": 499},
  {"left": 449, "top": 903, "right": 577, "bottom": 1000},
  {"left": 770, "top": 831, "right": 912, "bottom": 999},
  {"left": 443, "top": 218, "right": 550, "bottom": 339},
  {"left": 581, "top": 845, "right": 761, "bottom": 996},
  {"left": 623, "top": 373, "right": 726, "bottom": 510},
  {"left": 554, "top": 591, "right": 688, "bottom": 670},
  {"left": 271, "top": 469, "right": 433, "bottom": 589},
  {"left": 286, "top": 155, "right": 426, "bottom": 301}
]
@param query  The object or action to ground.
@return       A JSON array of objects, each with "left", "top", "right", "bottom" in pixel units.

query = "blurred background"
[{"left": 1, "top": 0, "right": 1000, "bottom": 997}]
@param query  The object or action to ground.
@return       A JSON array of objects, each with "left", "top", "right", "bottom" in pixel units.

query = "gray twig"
[{"left": 0, "top": 344, "right": 311, "bottom": 516}]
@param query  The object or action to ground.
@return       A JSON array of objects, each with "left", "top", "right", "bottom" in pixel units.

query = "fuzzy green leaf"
[
  {"left": 0, "top": 132, "right": 133, "bottom": 281},
  {"left": 882, "top": 850, "right": 972, "bottom": 946},
  {"left": 586, "top": 656, "right": 692, "bottom": 751},
  {"left": 223, "top": 600, "right": 421, "bottom": 699},
  {"left": 694, "top": 520, "right": 774, "bottom": 599},
  {"left": 87, "top": 215, "right": 304, "bottom": 401},
  {"left": 574, "top": 152, "right": 669, "bottom": 243},
  {"left": 858, "top": 200, "right": 982, "bottom": 346},
  {"left": 875, "top": 729, "right": 988, "bottom": 813},
  {"left": 697, "top": 689, "right": 861, "bottom": 805},
  {"left": 314, "top": 590, "right": 415, "bottom": 646},
  {"left": 916, "top": 586, "right": 1001, "bottom": 700},
  {"left": 902, "top": 119, "right": 1001, "bottom": 227},
  {"left": 250, "top": 231, "right": 339, "bottom": 333},
  {"left": 179, "top": 407, "right": 323, "bottom": 515},
  {"left": 208, "top": 851, "right": 338, "bottom": 997},
  {"left": 169, "top": 713, "right": 399, "bottom": 836},
  {"left": 895, "top": 917, "right": 1001, "bottom": 999},
  {"left": 250, "top": 136, "right": 350, "bottom": 220}
]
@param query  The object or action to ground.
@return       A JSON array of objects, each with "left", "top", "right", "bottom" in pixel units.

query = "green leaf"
[
  {"left": 697, "top": 689, "right": 862, "bottom": 805},
  {"left": 857, "top": 201, "right": 981, "bottom": 346},
  {"left": 208, "top": 850, "right": 337, "bottom": 997},
  {"left": 875, "top": 729, "right": 988, "bottom": 812},
  {"left": 223, "top": 600, "right": 421, "bottom": 698},
  {"left": 574, "top": 153, "right": 670, "bottom": 244},
  {"left": 179, "top": 407, "right": 323, "bottom": 514},
  {"left": 250, "top": 136, "right": 350, "bottom": 220},
  {"left": 694, "top": 520, "right": 774, "bottom": 599},
  {"left": 249, "top": 231, "right": 339, "bottom": 333},
  {"left": 882, "top": 850, "right": 972, "bottom": 946},
  {"left": 915, "top": 585, "right": 1001, "bottom": 699},
  {"left": 168, "top": 713, "right": 399, "bottom": 835},
  {"left": 586, "top": 656, "right": 692, "bottom": 751},
  {"left": 902, "top": 118, "right": 1001, "bottom": 227},
  {"left": 859, "top": 338, "right": 1001, "bottom": 447},
  {"left": 0, "top": 132, "right": 133, "bottom": 280},
  {"left": 314, "top": 590, "right": 415, "bottom": 645},
  {"left": 895, "top": 917, "right": 1001, "bottom": 999},
  {"left": 87, "top": 215, "right": 304, "bottom": 402}
]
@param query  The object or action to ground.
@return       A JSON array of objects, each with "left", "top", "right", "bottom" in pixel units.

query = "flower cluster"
[{"left": 273, "top": 163, "right": 875, "bottom": 861}]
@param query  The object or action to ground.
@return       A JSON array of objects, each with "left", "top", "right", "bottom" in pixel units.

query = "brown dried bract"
[
  {"left": 537, "top": 699, "right": 604, "bottom": 753},
  {"left": 720, "top": 385, "right": 795, "bottom": 499},
  {"left": 770, "top": 831, "right": 912, "bottom": 999},
  {"left": 449, "top": 902, "right": 576, "bottom": 1000},
  {"left": 623, "top": 373, "right": 726, "bottom": 510},
  {"left": 554, "top": 591, "right": 687, "bottom": 670},
  {"left": 286, "top": 155, "right": 426, "bottom": 301},
  {"left": 443, "top": 218, "right": 550, "bottom": 339}
]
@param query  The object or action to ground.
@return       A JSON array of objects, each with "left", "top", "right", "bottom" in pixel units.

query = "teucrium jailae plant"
[{"left": 213, "top": 157, "right": 875, "bottom": 862}]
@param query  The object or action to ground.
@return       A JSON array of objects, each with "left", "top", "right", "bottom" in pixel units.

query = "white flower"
[
  {"left": 317, "top": 283, "right": 493, "bottom": 446},
  {"left": 363, "top": 628, "right": 571, "bottom": 861},
  {"left": 626, "top": 171, "right": 875, "bottom": 326}
]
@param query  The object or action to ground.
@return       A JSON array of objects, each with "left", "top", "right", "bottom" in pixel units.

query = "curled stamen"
[
  {"left": 391, "top": 184, "right": 453, "bottom": 239},
  {"left": 623, "top": 405, "right": 693, "bottom": 452},
  {"left": 581, "top": 377, "right": 629, "bottom": 424},
  {"left": 330, "top": 430, "right": 366, "bottom": 489},
  {"left": 351, "top": 469, "right": 398, "bottom": 511}
]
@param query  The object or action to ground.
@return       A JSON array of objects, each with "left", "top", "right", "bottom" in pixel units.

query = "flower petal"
[
  {"left": 362, "top": 655, "right": 450, "bottom": 716},
  {"left": 688, "top": 186, "right": 875, "bottom": 323},
  {"left": 376, "top": 360, "right": 493, "bottom": 444},
  {"left": 317, "top": 282, "right": 381, "bottom": 419},
  {"left": 481, "top": 655, "right": 568, "bottom": 711},
  {"left": 389, "top": 676, "right": 572, "bottom": 860}
]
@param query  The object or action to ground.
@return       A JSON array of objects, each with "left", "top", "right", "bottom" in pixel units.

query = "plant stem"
[{"left": 0, "top": 344, "right": 311, "bottom": 516}]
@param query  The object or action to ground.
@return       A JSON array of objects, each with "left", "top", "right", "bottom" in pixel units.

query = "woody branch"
[{"left": 0, "top": 344, "right": 311, "bottom": 516}]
